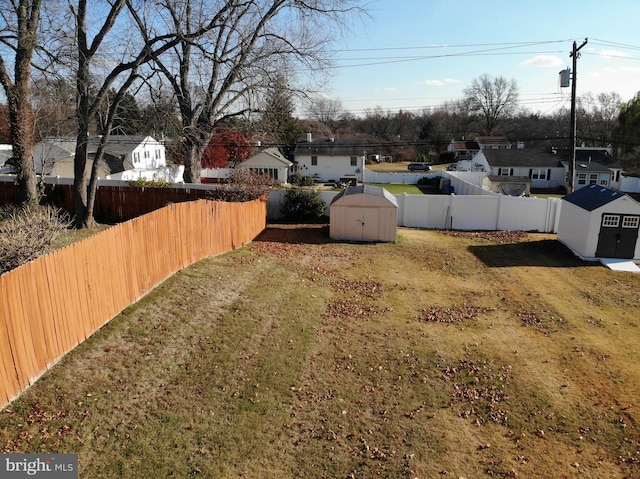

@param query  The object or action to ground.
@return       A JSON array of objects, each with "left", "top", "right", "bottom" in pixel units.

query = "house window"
[
  {"left": 133, "top": 152, "right": 140, "bottom": 163},
  {"left": 529, "top": 169, "right": 547, "bottom": 180},
  {"left": 350, "top": 156, "right": 357, "bottom": 167},
  {"left": 589, "top": 173, "right": 598, "bottom": 185},
  {"left": 623, "top": 216, "right": 640, "bottom": 229},
  {"left": 577, "top": 173, "right": 587, "bottom": 185},
  {"left": 600, "top": 178, "right": 609, "bottom": 186},
  {"left": 155, "top": 149, "right": 161, "bottom": 159},
  {"left": 144, "top": 150, "right": 150, "bottom": 159},
  {"left": 311, "top": 156, "right": 317, "bottom": 166},
  {"left": 499, "top": 168, "right": 510, "bottom": 176}
]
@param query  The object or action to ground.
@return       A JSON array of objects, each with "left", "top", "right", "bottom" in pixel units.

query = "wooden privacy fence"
[
  {"left": 0, "top": 182, "right": 221, "bottom": 221},
  {"left": 0, "top": 198, "right": 266, "bottom": 408}
]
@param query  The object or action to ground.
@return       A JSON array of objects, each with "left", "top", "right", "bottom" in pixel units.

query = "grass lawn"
[
  {"left": 2, "top": 226, "right": 640, "bottom": 478},
  {"left": 365, "top": 183, "right": 423, "bottom": 194}
]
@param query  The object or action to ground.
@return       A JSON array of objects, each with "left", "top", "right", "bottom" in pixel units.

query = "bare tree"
[
  {"left": 463, "top": 74, "right": 519, "bottom": 135},
  {"left": 577, "top": 91, "right": 622, "bottom": 147},
  {"left": 130, "top": 0, "right": 365, "bottom": 183},
  {"left": 306, "top": 96, "right": 350, "bottom": 134},
  {"left": 0, "top": 0, "right": 43, "bottom": 204}
]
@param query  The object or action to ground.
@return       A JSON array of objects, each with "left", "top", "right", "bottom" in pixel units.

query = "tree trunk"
[
  {"left": 73, "top": 129, "right": 89, "bottom": 229},
  {"left": 0, "top": 0, "right": 43, "bottom": 204},
  {"left": 8, "top": 90, "right": 37, "bottom": 204},
  {"left": 183, "top": 145, "right": 203, "bottom": 183}
]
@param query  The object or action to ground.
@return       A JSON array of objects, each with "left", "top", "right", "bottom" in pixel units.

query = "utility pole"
[{"left": 568, "top": 38, "right": 588, "bottom": 193}]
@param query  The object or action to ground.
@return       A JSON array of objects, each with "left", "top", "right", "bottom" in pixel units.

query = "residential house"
[
  {"left": 474, "top": 149, "right": 566, "bottom": 189},
  {"left": 294, "top": 134, "right": 366, "bottom": 184},
  {"left": 30, "top": 135, "right": 168, "bottom": 180},
  {"left": 447, "top": 140, "right": 480, "bottom": 161},
  {"left": 569, "top": 147, "right": 622, "bottom": 191},
  {"left": 237, "top": 147, "right": 293, "bottom": 184},
  {"left": 475, "top": 136, "right": 513, "bottom": 150},
  {"left": 470, "top": 148, "right": 622, "bottom": 191}
]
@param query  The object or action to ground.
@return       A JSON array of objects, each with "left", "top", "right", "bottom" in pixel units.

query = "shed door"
[
  {"left": 346, "top": 207, "right": 379, "bottom": 242},
  {"left": 595, "top": 214, "right": 640, "bottom": 258}
]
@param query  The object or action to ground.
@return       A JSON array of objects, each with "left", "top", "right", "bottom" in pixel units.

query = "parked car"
[
  {"left": 446, "top": 164, "right": 457, "bottom": 171},
  {"left": 407, "top": 163, "right": 432, "bottom": 171}
]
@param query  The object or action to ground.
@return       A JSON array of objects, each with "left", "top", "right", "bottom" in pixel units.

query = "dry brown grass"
[{"left": 2, "top": 225, "right": 640, "bottom": 478}]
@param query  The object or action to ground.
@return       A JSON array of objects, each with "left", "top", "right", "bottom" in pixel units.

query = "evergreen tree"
[{"left": 260, "top": 74, "right": 301, "bottom": 158}]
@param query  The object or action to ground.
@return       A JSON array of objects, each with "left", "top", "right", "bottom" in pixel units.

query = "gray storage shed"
[
  {"left": 557, "top": 184, "right": 640, "bottom": 262},
  {"left": 329, "top": 185, "right": 398, "bottom": 242}
]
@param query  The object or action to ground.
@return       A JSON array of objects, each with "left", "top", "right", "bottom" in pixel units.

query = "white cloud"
[
  {"left": 519, "top": 55, "right": 563, "bottom": 68},
  {"left": 600, "top": 49, "right": 632, "bottom": 58},
  {"left": 419, "top": 78, "right": 461, "bottom": 87}
]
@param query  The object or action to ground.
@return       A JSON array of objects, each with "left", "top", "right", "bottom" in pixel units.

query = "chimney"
[{"left": 306, "top": 132, "right": 312, "bottom": 143}]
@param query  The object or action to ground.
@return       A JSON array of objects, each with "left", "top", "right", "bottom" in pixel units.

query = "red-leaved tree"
[{"left": 201, "top": 127, "right": 253, "bottom": 168}]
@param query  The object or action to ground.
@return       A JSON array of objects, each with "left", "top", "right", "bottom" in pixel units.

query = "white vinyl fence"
[
  {"left": 268, "top": 188, "right": 562, "bottom": 233},
  {"left": 621, "top": 175, "right": 640, "bottom": 193}
]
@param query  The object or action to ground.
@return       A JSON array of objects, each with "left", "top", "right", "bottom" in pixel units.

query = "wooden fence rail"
[{"left": 0, "top": 198, "right": 266, "bottom": 408}]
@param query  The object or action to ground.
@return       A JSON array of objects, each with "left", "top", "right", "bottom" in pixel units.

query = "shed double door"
[
  {"left": 595, "top": 213, "right": 640, "bottom": 258},
  {"left": 346, "top": 207, "right": 379, "bottom": 242}
]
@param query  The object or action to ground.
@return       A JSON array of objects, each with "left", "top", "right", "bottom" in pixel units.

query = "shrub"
[
  {"left": 288, "top": 173, "right": 315, "bottom": 187},
  {"left": 281, "top": 188, "right": 327, "bottom": 221},
  {"left": 0, "top": 205, "right": 71, "bottom": 274},
  {"left": 127, "top": 177, "right": 174, "bottom": 188},
  {"left": 207, "top": 168, "right": 278, "bottom": 202}
]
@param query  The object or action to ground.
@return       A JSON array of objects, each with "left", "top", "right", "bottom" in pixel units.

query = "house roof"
[
  {"left": 482, "top": 149, "right": 564, "bottom": 168},
  {"left": 564, "top": 149, "right": 621, "bottom": 171},
  {"left": 450, "top": 140, "right": 480, "bottom": 151},
  {"left": 294, "top": 137, "right": 366, "bottom": 157},
  {"left": 563, "top": 184, "right": 629, "bottom": 211},
  {"left": 241, "top": 147, "right": 292, "bottom": 167},
  {"left": 94, "top": 135, "right": 157, "bottom": 157},
  {"left": 476, "top": 136, "right": 511, "bottom": 148},
  {"left": 330, "top": 185, "right": 398, "bottom": 207}
]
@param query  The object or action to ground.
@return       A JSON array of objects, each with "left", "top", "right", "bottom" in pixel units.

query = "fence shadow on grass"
[
  {"left": 468, "top": 239, "right": 599, "bottom": 268},
  {"left": 256, "top": 223, "right": 332, "bottom": 245}
]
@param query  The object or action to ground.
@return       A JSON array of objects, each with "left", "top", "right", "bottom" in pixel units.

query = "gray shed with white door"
[
  {"left": 557, "top": 184, "right": 640, "bottom": 261},
  {"left": 329, "top": 185, "right": 398, "bottom": 242}
]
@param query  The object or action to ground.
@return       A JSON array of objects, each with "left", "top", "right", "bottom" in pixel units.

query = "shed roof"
[
  {"left": 563, "top": 184, "right": 630, "bottom": 211},
  {"left": 330, "top": 185, "right": 398, "bottom": 207}
]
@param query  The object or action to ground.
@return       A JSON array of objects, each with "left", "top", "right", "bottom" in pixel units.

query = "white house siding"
[
  {"left": 131, "top": 138, "right": 166, "bottom": 169},
  {"left": 296, "top": 154, "right": 364, "bottom": 183}
]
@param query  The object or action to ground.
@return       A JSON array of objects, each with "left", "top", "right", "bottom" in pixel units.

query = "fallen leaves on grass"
[
  {"left": 322, "top": 298, "right": 378, "bottom": 319},
  {"left": 440, "top": 358, "right": 512, "bottom": 427},
  {"left": 419, "top": 305, "right": 495, "bottom": 324},
  {"left": 441, "top": 230, "right": 528, "bottom": 244},
  {"left": 332, "top": 279, "right": 383, "bottom": 299}
]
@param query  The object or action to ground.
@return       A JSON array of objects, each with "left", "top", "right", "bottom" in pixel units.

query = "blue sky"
[{"left": 318, "top": 0, "right": 640, "bottom": 116}]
